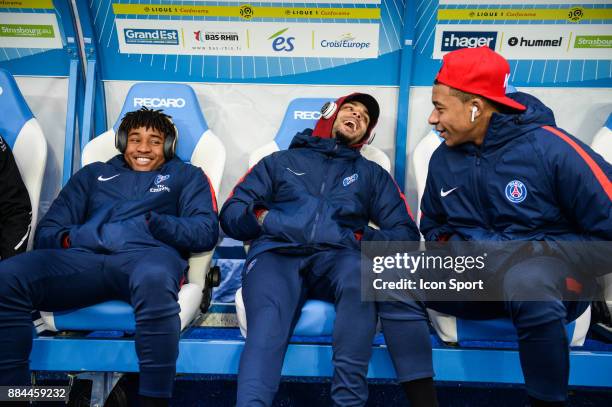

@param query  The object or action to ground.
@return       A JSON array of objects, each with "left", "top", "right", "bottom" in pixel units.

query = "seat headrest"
[
  {"left": 113, "top": 83, "right": 209, "bottom": 162},
  {"left": 0, "top": 68, "right": 34, "bottom": 149},
  {"left": 274, "top": 98, "right": 333, "bottom": 150}
]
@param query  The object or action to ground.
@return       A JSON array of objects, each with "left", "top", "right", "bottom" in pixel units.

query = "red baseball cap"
[{"left": 435, "top": 46, "right": 526, "bottom": 111}]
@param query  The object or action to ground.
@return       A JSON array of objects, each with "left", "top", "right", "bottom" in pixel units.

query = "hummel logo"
[
  {"left": 98, "top": 174, "right": 120, "bottom": 182},
  {"left": 286, "top": 167, "right": 305, "bottom": 176},
  {"left": 440, "top": 187, "right": 457, "bottom": 197}
]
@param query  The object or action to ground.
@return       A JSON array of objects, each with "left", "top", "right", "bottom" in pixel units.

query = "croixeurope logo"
[
  {"left": 441, "top": 31, "right": 497, "bottom": 51},
  {"left": 320, "top": 33, "right": 371, "bottom": 50},
  {"left": 0, "top": 24, "right": 54, "bottom": 38},
  {"left": 124, "top": 28, "right": 179, "bottom": 45}
]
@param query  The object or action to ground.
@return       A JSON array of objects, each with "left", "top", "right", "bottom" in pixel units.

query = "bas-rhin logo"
[
  {"left": 441, "top": 31, "right": 497, "bottom": 52},
  {"left": 194, "top": 31, "right": 205, "bottom": 43},
  {"left": 194, "top": 31, "right": 239, "bottom": 42},
  {"left": 269, "top": 28, "right": 294, "bottom": 52}
]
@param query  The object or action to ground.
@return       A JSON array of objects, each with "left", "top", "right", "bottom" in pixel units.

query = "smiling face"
[
  {"left": 428, "top": 83, "right": 497, "bottom": 148},
  {"left": 123, "top": 126, "right": 166, "bottom": 171},
  {"left": 331, "top": 101, "right": 370, "bottom": 145},
  {"left": 428, "top": 83, "right": 482, "bottom": 147}
]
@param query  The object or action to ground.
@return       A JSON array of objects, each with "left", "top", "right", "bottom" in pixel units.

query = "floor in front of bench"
[{"left": 35, "top": 373, "right": 612, "bottom": 406}]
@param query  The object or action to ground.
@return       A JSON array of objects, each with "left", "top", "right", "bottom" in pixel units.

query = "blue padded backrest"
[
  {"left": 0, "top": 68, "right": 34, "bottom": 149},
  {"left": 605, "top": 112, "right": 612, "bottom": 130},
  {"left": 112, "top": 83, "right": 209, "bottom": 162},
  {"left": 274, "top": 98, "right": 333, "bottom": 150}
]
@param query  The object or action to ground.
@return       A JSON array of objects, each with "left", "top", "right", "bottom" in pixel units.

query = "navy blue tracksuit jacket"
[
  {"left": 421, "top": 92, "right": 611, "bottom": 247},
  {"left": 220, "top": 130, "right": 420, "bottom": 255},
  {"left": 35, "top": 155, "right": 219, "bottom": 256}
]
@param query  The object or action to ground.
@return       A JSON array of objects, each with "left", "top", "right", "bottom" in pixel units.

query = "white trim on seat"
[
  {"left": 590, "top": 121, "right": 612, "bottom": 314},
  {"left": 11, "top": 119, "right": 47, "bottom": 250},
  {"left": 412, "top": 130, "right": 442, "bottom": 228},
  {"left": 361, "top": 144, "right": 391, "bottom": 173},
  {"left": 235, "top": 287, "right": 248, "bottom": 338},
  {"left": 248, "top": 142, "right": 280, "bottom": 168}
]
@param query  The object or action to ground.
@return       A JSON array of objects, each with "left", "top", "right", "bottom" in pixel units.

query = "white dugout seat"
[
  {"left": 590, "top": 112, "right": 612, "bottom": 315},
  {"left": 0, "top": 68, "right": 47, "bottom": 252}
]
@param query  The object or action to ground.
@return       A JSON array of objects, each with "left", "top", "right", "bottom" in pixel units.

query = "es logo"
[{"left": 268, "top": 28, "right": 294, "bottom": 52}]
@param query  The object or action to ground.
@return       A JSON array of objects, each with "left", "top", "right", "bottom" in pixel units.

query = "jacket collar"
[
  {"left": 289, "top": 129, "right": 362, "bottom": 160},
  {"left": 108, "top": 155, "right": 179, "bottom": 172}
]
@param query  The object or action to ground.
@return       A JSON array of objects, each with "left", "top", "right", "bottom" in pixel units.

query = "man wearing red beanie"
[
  {"left": 220, "top": 93, "right": 420, "bottom": 406},
  {"left": 378, "top": 47, "right": 611, "bottom": 406}
]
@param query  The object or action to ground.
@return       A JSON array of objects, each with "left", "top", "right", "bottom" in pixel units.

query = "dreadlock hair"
[{"left": 118, "top": 106, "right": 176, "bottom": 139}]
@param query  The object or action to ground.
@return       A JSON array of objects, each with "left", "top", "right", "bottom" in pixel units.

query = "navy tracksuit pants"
[
  {"left": 238, "top": 248, "right": 377, "bottom": 407},
  {"left": 0, "top": 247, "right": 185, "bottom": 398},
  {"left": 378, "top": 256, "right": 590, "bottom": 402}
]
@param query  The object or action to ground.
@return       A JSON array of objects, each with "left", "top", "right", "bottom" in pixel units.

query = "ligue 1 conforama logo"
[
  {"left": 567, "top": 7, "right": 584, "bottom": 23},
  {"left": 505, "top": 180, "right": 527, "bottom": 203},
  {"left": 239, "top": 5, "right": 254, "bottom": 20}
]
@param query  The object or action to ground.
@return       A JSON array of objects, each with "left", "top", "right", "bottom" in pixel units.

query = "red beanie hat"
[{"left": 313, "top": 93, "right": 380, "bottom": 147}]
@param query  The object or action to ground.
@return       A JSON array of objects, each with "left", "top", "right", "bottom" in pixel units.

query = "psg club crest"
[{"left": 505, "top": 180, "right": 527, "bottom": 203}]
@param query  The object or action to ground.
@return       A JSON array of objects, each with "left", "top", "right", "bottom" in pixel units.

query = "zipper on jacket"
[
  {"left": 473, "top": 149, "right": 492, "bottom": 230},
  {"left": 309, "top": 146, "right": 337, "bottom": 242}
]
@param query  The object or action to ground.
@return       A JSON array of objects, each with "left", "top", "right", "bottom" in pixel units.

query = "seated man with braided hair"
[{"left": 0, "top": 107, "right": 219, "bottom": 406}]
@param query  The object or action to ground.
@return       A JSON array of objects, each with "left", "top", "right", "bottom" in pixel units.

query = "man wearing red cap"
[
  {"left": 379, "top": 47, "right": 611, "bottom": 406},
  {"left": 220, "top": 93, "right": 420, "bottom": 406}
]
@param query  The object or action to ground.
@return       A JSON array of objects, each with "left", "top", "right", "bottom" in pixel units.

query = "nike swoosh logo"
[
  {"left": 440, "top": 187, "right": 458, "bottom": 197},
  {"left": 286, "top": 167, "right": 305, "bottom": 176},
  {"left": 98, "top": 174, "right": 120, "bottom": 182}
]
